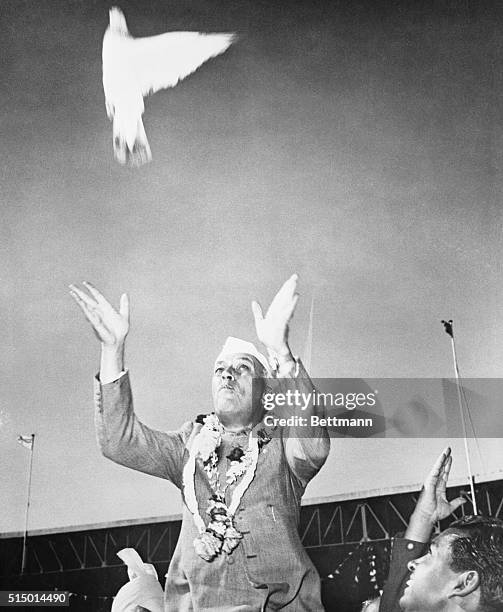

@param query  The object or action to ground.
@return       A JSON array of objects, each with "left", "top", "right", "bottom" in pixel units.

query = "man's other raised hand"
[
  {"left": 405, "top": 447, "right": 466, "bottom": 542},
  {"left": 252, "top": 274, "right": 299, "bottom": 360}
]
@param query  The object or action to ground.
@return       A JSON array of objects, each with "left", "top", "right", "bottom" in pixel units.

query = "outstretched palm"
[
  {"left": 418, "top": 447, "right": 466, "bottom": 523},
  {"left": 69, "top": 282, "right": 129, "bottom": 347},
  {"left": 251, "top": 274, "right": 299, "bottom": 356}
]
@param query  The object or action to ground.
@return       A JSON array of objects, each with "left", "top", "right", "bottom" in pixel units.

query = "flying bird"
[{"left": 102, "top": 7, "right": 235, "bottom": 166}]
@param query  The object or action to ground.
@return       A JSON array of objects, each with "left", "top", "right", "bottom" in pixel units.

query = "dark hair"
[{"left": 445, "top": 515, "right": 503, "bottom": 612}]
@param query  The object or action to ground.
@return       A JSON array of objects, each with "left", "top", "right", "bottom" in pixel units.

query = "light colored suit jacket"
[{"left": 94, "top": 362, "right": 330, "bottom": 611}]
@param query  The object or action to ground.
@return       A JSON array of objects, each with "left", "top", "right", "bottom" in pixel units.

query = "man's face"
[
  {"left": 399, "top": 533, "right": 461, "bottom": 612},
  {"left": 212, "top": 353, "right": 265, "bottom": 428}
]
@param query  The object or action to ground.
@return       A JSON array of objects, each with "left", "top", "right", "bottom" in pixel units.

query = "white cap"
[{"left": 216, "top": 336, "right": 271, "bottom": 375}]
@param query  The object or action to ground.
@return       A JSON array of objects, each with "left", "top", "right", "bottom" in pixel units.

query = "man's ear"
[{"left": 449, "top": 570, "right": 480, "bottom": 599}]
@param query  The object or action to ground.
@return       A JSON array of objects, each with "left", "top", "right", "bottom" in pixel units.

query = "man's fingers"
[
  {"left": 275, "top": 274, "right": 299, "bottom": 302},
  {"left": 436, "top": 455, "right": 452, "bottom": 502},
  {"left": 282, "top": 273, "right": 298, "bottom": 292},
  {"left": 83, "top": 281, "right": 112, "bottom": 308},
  {"left": 70, "top": 289, "right": 113, "bottom": 342},
  {"left": 69, "top": 285, "right": 97, "bottom": 309},
  {"left": 285, "top": 293, "right": 299, "bottom": 320},
  {"left": 285, "top": 273, "right": 298, "bottom": 286},
  {"left": 251, "top": 300, "right": 264, "bottom": 323},
  {"left": 71, "top": 291, "right": 99, "bottom": 326},
  {"left": 267, "top": 275, "right": 299, "bottom": 319},
  {"left": 449, "top": 497, "right": 466, "bottom": 512},
  {"left": 119, "top": 293, "right": 129, "bottom": 321},
  {"left": 71, "top": 291, "right": 97, "bottom": 323},
  {"left": 427, "top": 447, "right": 451, "bottom": 484},
  {"left": 69, "top": 289, "right": 94, "bottom": 315},
  {"left": 442, "top": 454, "right": 453, "bottom": 484}
]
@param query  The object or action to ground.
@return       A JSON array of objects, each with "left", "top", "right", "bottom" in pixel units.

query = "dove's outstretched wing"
[{"left": 131, "top": 32, "right": 235, "bottom": 96}]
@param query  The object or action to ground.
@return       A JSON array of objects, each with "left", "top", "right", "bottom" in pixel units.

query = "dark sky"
[{"left": 2, "top": 0, "right": 503, "bottom": 533}]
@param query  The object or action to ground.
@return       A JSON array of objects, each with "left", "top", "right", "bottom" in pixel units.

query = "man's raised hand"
[
  {"left": 252, "top": 274, "right": 299, "bottom": 357},
  {"left": 418, "top": 447, "right": 466, "bottom": 523},
  {"left": 69, "top": 282, "right": 130, "bottom": 348},
  {"left": 405, "top": 447, "right": 466, "bottom": 542}
]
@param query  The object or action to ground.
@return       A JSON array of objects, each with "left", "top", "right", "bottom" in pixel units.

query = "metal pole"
[
  {"left": 442, "top": 321, "right": 478, "bottom": 514},
  {"left": 21, "top": 434, "right": 35, "bottom": 574},
  {"left": 303, "top": 294, "right": 315, "bottom": 373},
  {"left": 360, "top": 504, "right": 369, "bottom": 542}
]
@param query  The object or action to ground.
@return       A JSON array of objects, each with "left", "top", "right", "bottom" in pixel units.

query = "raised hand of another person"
[
  {"left": 251, "top": 274, "right": 299, "bottom": 362},
  {"left": 406, "top": 447, "right": 466, "bottom": 542},
  {"left": 69, "top": 282, "right": 130, "bottom": 382}
]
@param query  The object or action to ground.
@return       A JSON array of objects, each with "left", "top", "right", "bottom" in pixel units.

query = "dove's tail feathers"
[
  {"left": 113, "top": 117, "right": 152, "bottom": 167},
  {"left": 129, "top": 120, "right": 152, "bottom": 167}
]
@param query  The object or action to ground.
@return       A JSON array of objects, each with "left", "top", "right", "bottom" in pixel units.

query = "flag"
[{"left": 17, "top": 434, "right": 34, "bottom": 450}]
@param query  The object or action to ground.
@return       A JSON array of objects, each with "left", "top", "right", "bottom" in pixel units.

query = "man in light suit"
[{"left": 70, "top": 275, "right": 330, "bottom": 611}]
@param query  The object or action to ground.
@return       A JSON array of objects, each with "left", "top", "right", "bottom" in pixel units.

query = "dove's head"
[{"left": 109, "top": 7, "right": 128, "bottom": 34}]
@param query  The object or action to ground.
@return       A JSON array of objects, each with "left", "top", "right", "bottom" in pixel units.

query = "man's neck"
[
  {"left": 216, "top": 406, "right": 264, "bottom": 433},
  {"left": 443, "top": 596, "right": 478, "bottom": 612},
  {"left": 220, "top": 421, "right": 254, "bottom": 434}
]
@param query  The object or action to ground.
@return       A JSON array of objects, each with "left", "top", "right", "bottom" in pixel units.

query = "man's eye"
[
  {"left": 237, "top": 364, "right": 250, "bottom": 371},
  {"left": 215, "top": 368, "right": 224, "bottom": 375}
]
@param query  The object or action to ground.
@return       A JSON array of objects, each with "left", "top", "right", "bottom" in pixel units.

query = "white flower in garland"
[
  {"left": 226, "top": 447, "right": 256, "bottom": 485},
  {"left": 195, "top": 414, "right": 222, "bottom": 462}
]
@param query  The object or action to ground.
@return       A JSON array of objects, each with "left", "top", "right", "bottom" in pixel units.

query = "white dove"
[{"left": 102, "top": 7, "right": 235, "bottom": 166}]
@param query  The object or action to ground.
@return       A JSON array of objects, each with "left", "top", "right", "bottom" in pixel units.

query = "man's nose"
[{"left": 221, "top": 367, "right": 235, "bottom": 381}]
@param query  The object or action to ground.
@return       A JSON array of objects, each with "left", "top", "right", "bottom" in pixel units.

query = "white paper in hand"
[{"left": 112, "top": 548, "right": 163, "bottom": 612}]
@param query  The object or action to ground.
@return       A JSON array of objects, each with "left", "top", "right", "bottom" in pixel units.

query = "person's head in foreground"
[
  {"left": 400, "top": 515, "right": 503, "bottom": 612},
  {"left": 211, "top": 336, "right": 270, "bottom": 431}
]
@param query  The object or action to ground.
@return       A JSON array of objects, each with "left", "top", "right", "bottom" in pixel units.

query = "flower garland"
[{"left": 183, "top": 414, "right": 271, "bottom": 561}]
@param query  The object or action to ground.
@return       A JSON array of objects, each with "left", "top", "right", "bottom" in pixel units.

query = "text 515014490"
[{"left": 0, "top": 592, "right": 69, "bottom": 607}]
